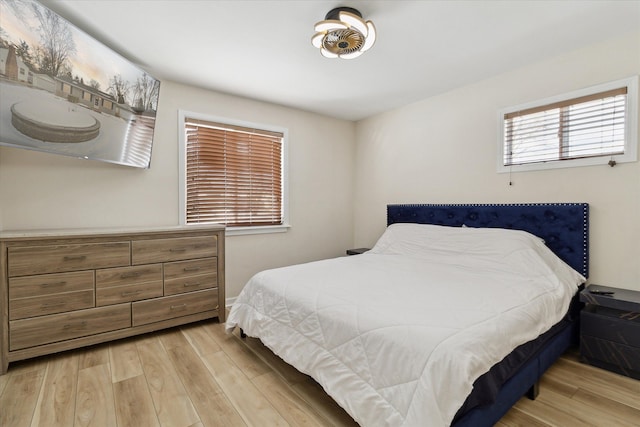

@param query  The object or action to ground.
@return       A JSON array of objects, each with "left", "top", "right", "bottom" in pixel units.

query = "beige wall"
[
  {"left": 0, "top": 81, "right": 356, "bottom": 299},
  {"left": 353, "top": 31, "right": 640, "bottom": 291},
  {"left": 1, "top": 32, "right": 638, "bottom": 297}
]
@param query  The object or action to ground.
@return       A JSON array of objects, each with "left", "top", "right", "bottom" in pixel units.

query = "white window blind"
[
  {"left": 184, "top": 118, "right": 283, "bottom": 227},
  {"left": 504, "top": 87, "right": 627, "bottom": 166}
]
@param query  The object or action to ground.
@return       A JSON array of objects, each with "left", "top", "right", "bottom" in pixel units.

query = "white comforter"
[{"left": 226, "top": 224, "right": 584, "bottom": 426}]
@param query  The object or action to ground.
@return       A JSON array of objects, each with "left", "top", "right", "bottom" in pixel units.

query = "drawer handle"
[
  {"left": 183, "top": 266, "right": 201, "bottom": 272},
  {"left": 120, "top": 272, "right": 142, "bottom": 279},
  {"left": 41, "top": 302, "right": 65, "bottom": 309},
  {"left": 170, "top": 248, "right": 187, "bottom": 253},
  {"left": 41, "top": 281, "right": 66, "bottom": 288},
  {"left": 121, "top": 290, "right": 141, "bottom": 297},
  {"left": 63, "top": 320, "right": 87, "bottom": 329},
  {"left": 183, "top": 282, "right": 200, "bottom": 288},
  {"left": 63, "top": 255, "right": 87, "bottom": 261},
  {"left": 170, "top": 304, "right": 187, "bottom": 310}
]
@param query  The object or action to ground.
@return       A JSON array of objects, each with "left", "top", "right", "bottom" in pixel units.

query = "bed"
[{"left": 226, "top": 203, "right": 589, "bottom": 426}]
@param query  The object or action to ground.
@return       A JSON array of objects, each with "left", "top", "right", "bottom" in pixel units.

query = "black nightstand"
[
  {"left": 579, "top": 284, "right": 640, "bottom": 379},
  {"left": 346, "top": 248, "right": 370, "bottom": 255}
]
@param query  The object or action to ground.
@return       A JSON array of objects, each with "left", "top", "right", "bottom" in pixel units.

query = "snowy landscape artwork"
[{"left": 0, "top": 0, "right": 160, "bottom": 168}]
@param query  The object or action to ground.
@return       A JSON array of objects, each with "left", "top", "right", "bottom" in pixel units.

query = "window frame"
[
  {"left": 497, "top": 76, "right": 638, "bottom": 173},
  {"left": 178, "top": 110, "right": 290, "bottom": 236}
]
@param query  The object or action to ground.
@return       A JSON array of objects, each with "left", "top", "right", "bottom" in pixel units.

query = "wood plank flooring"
[{"left": 1, "top": 318, "right": 638, "bottom": 427}]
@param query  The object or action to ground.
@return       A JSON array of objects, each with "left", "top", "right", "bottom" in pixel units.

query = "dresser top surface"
[
  {"left": 0, "top": 224, "right": 225, "bottom": 240},
  {"left": 580, "top": 284, "right": 640, "bottom": 312}
]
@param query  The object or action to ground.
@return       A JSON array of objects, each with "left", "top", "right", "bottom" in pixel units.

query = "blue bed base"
[
  {"left": 386, "top": 203, "right": 589, "bottom": 427},
  {"left": 453, "top": 322, "right": 575, "bottom": 426}
]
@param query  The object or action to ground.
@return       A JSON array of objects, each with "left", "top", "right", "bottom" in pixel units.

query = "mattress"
[{"left": 226, "top": 223, "right": 584, "bottom": 426}]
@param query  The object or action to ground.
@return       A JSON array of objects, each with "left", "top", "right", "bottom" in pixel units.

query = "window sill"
[
  {"left": 497, "top": 153, "right": 636, "bottom": 173},
  {"left": 225, "top": 224, "right": 291, "bottom": 236}
]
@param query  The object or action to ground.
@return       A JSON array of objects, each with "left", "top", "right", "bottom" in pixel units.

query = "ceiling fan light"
[
  {"left": 320, "top": 48, "right": 339, "bottom": 58},
  {"left": 312, "top": 7, "right": 376, "bottom": 59},
  {"left": 339, "top": 11, "right": 368, "bottom": 37},
  {"left": 311, "top": 32, "right": 324, "bottom": 48},
  {"left": 361, "top": 22, "right": 376, "bottom": 52},
  {"left": 339, "top": 50, "right": 364, "bottom": 60},
  {"left": 314, "top": 20, "right": 347, "bottom": 32}
]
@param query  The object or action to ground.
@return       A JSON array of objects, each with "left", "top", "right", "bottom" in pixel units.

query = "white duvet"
[{"left": 226, "top": 224, "right": 584, "bottom": 426}]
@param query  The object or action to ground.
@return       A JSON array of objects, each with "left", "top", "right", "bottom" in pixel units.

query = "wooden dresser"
[{"left": 0, "top": 225, "right": 225, "bottom": 374}]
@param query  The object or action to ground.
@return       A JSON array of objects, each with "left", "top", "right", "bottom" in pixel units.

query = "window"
[
  {"left": 178, "top": 111, "right": 289, "bottom": 235},
  {"left": 498, "top": 76, "right": 638, "bottom": 172}
]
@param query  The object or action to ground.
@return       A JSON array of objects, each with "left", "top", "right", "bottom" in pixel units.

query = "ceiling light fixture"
[{"left": 311, "top": 7, "right": 376, "bottom": 59}]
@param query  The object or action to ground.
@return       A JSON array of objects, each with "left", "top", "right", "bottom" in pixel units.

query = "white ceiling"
[{"left": 41, "top": 0, "right": 640, "bottom": 121}]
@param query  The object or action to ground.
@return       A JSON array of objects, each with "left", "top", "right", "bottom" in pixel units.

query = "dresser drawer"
[
  {"left": 581, "top": 309, "right": 640, "bottom": 347},
  {"left": 164, "top": 273, "right": 217, "bottom": 296},
  {"left": 8, "top": 242, "right": 130, "bottom": 277},
  {"left": 10, "top": 303, "right": 131, "bottom": 351},
  {"left": 131, "top": 235, "right": 217, "bottom": 265},
  {"left": 10, "top": 290, "right": 95, "bottom": 320},
  {"left": 164, "top": 258, "right": 217, "bottom": 296},
  {"left": 132, "top": 289, "right": 218, "bottom": 326},
  {"left": 96, "top": 282, "right": 163, "bottom": 306},
  {"left": 580, "top": 334, "right": 640, "bottom": 379},
  {"left": 96, "top": 264, "right": 163, "bottom": 306},
  {"left": 9, "top": 271, "right": 94, "bottom": 300}
]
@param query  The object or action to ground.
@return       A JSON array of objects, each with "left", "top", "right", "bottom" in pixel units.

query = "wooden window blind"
[
  {"left": 184, "top": 118, "right": 283, "bottom": 226},
  {"left": 503, "top": 87, "right": 627, "bottom": 166}
]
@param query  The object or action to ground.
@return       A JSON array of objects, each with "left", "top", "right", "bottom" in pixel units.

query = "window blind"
[
  {"left": 504, "top": 87, "right": 627, "bottom": 166},
  {"left": 185, "top": 118, "right": 283, "bottom": 226}
]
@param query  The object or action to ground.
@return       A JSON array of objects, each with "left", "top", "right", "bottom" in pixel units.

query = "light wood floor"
[{"left": 1, "top": 318, "right": 638, "bottom": 427}]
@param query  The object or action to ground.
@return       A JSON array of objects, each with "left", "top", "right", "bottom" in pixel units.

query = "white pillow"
[{"left": 369, "top": 223, "right": 585, "bottom": 291}]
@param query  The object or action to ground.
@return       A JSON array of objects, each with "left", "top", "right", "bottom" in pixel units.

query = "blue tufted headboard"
[{"left": 387, "top": 203, "right": 589, "bottom": 278}]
